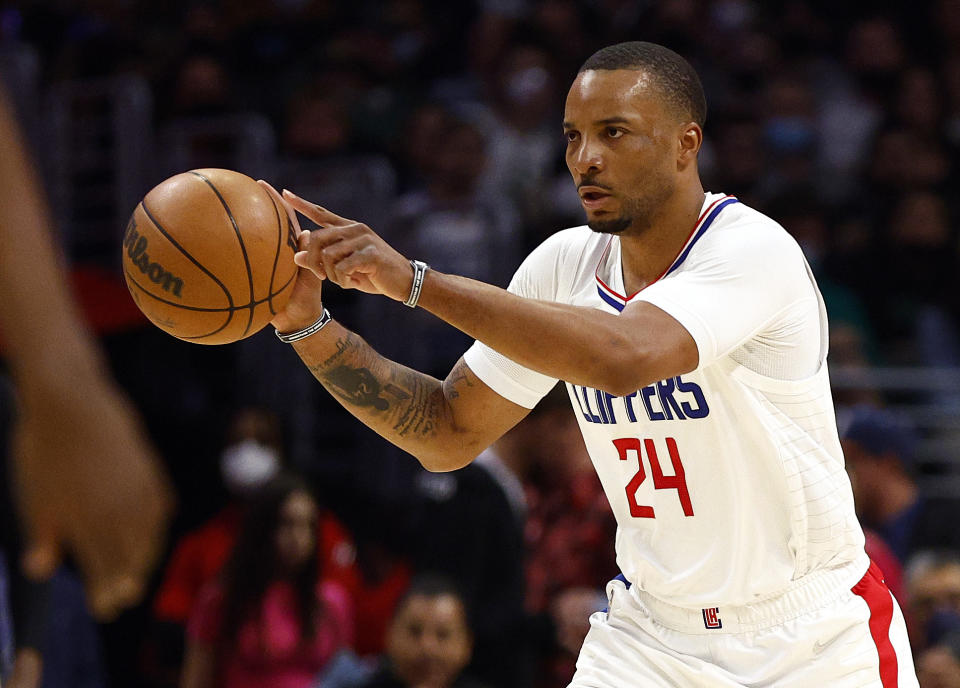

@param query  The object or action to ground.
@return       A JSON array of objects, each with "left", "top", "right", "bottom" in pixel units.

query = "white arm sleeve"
[
  {"left": 462, "top": 232, "right": 573, "bottom": 408},
  {"left": 634, "top": 222, "right": 821, "bottom": 375}
]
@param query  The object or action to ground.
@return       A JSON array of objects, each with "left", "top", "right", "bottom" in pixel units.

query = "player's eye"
[
  {"left": 605, "top": 127, "right": 624, "bottom": 139},
  {"left": 565, "top": 130, "right": 580, "bottom": 143}
]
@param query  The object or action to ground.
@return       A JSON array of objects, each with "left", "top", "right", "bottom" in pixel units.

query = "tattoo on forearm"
[
  {"left": 323, "top": 365, "right": 409, "bottom": 411},
  {"left": 322, "top": 334, "right": 355, "bottom": 368},
  {"left": 308, "top": 333, "right": 443, "bottom": 438},
  {"left": 391, "top": 370, "right": 441, "bottom": 436}
]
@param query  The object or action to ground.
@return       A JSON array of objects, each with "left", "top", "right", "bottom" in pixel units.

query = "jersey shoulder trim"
[{"left": 595, "top": 194, "right": 739, "bottom": 312}]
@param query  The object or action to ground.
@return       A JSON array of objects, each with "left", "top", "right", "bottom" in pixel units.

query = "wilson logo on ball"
[{"left": 123, "top": 217, "right": 184, "bottom": 297}]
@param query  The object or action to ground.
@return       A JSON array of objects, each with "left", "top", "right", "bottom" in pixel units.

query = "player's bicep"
[
  {"left": 619, "top": 301, "right": 700, "bottom": 388},
  {"left": 442, "top": 357, "right": 531, "bottom": 458}
]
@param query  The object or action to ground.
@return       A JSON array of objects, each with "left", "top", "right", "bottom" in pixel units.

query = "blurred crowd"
[{"left": 1, "top": 0, "right": 960, "bottom": 686}]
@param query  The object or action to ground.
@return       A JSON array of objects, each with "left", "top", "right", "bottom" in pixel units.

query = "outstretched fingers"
[{"left": 282, "top": 189, "right": 353, "bottom": 227}]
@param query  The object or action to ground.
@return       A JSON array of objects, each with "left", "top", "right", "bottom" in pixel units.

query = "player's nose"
[{"left": 570, "top": 137, "right": 604, "bottom": 176}]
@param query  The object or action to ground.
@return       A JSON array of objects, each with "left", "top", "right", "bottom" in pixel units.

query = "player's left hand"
[{"left": 279, "top": 190, "right": 415, "bottom": 302}]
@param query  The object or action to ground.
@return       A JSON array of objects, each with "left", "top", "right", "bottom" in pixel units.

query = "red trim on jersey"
[
  {"left": 852, "top": 560, "right": 899, "bottom": 687},
  {"left": 594, "top": 194, "right": 736, "bottom": 303}
]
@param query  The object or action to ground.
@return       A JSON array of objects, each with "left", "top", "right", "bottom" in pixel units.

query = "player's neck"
[{"left": 619, "top": 184, "right": 705, "bottom": 295}]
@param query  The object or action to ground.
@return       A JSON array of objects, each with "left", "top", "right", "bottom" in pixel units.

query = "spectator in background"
[
  {"left": 153, "top": 408, "right": 287, "bottom": 630},
  {"left": 906, "top": 551, "right": 960, "bottom": 653},
  {"left": 881, "top": 192, "right": 960, "bottom": 370},
  {"left": 757, "top": 73, "right": 819, "bottom": 201},
  {"left": 405, "top": 445, "right": 528, "bottom": 688},
  {"left": 470, "top": 41, "right": 565, "bottom": 237},
  {"left": 475, "top": 385, "right": 616, "bottom": 688},
  {"left": 704, "top": 117, "right": 765, "bottom": 206},
  {"left": 393, "top": 103, "right": 452, "bottom": 193},
  {"left": 181, "top": 474, "right": 353, "bottom": 688},
  {"left": 353, "top": 574, "right": 490, "bottom": 688},
  {"left": 376, "top": 113, "right": 520, "bottom": 376},
  {"left": 816, "top": 15, "right": 903, "bottom": 201},
  {"left": 917, "top": 629, "right": 960, "bottom": 688},
  {"left": 389, "top": 114, "right": 519, "bottom": 288},
  {"left": 167, "top": 52, "right": 234, "bottom": 120},
  {"left": 842, "top": 404, "right": 960, "bottom": 562}
]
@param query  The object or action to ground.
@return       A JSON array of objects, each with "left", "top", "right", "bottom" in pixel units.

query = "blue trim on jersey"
[
  {"left": 664, "top": 197, "right": 739, "bottom": 277},
  {"left": 602, "top": 572, "right": 633, "bottom": 613},
  {"left": 597, "top": 286, "right": 625, "bottom": 312}
]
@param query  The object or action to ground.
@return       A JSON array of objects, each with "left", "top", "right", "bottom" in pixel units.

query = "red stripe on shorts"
[{"left": 851, "top": 560, "right": 898, "bottom": 687}]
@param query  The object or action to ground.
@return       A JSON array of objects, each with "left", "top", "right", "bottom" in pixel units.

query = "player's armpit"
[{"left": 616, "top": 301, "right": 700, "bottom": 393}]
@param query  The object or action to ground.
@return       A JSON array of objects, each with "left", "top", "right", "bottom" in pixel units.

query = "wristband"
[
  {"left": 275, "top": 308, "right": 332, "bottom": 343},
  {"left": 404, "top": 260, "right": 429, "bottom": 308}
]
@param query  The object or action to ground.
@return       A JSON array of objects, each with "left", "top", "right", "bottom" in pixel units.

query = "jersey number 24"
[{"left": 613, "top": 437, "right": 694, "bottom": 518}]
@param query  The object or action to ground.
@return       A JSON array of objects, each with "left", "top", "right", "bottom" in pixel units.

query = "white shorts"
[{"left": 570, "top": 560, "right": 918, "bottom": 687}]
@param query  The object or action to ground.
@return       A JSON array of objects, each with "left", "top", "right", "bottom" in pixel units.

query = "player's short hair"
[{"left": 579, "top": 41, "right": 707, "bottom": 127}]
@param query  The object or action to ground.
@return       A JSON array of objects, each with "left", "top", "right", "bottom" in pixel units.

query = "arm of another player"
[
  {"left": 279, "top": 189, "right": 698, "bottom": 397},
  {"left": 0, "top": 85, "right": 174, "bottom": 619}
]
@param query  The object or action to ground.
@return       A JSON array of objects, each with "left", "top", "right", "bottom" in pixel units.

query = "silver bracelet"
[
  {"left": 274, "top": 308, "right": 332, "bottom": 343},
  {"left": 403, "top": 260, "right": 429, "bottom": 308}
]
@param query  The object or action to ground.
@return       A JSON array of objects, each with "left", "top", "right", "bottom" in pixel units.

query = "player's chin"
[{"left": 587, "top": 213, "right": 632, "bottom": 235}]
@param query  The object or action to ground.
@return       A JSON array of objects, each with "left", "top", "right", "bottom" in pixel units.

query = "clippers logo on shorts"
[{"left": 702, "top": 607, "right": 722, "bottom": 629}]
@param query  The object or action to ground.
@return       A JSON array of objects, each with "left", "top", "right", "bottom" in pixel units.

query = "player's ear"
[{"left": 677, "top": 122, "right": 702, "bottom": 170}]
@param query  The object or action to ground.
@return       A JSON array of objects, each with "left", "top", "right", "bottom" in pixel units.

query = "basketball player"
[
  {"left": 0, "top": 84, "right": 172, "bottom": 624},
  {"left": 264, "top": 42, "right": 918, "bottom": 686}
]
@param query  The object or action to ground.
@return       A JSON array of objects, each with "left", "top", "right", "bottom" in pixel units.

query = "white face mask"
[{"left": 220, "top": 439, "right": 280, "bottom": 495}]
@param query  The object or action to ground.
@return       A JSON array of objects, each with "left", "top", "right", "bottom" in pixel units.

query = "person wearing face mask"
[
  {"left": 147, "top": 409, "right": 360, "bottom": 686},
  {"left": 152, "top": 408, "right": 287, "bottom": 632}
]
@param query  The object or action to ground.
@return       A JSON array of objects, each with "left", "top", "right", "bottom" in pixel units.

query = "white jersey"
[{"left": 463, "top": 192, "right": 867, "bottom": 609}]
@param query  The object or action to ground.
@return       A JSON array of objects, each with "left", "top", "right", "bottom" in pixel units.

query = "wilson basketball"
[{"left": 122, "top": 168, "right": 299, "bottom": 344}]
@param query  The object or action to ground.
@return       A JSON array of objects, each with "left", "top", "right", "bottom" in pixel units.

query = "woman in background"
[{"left": 181, "top": 474, "right": 353, "bottom": 688}]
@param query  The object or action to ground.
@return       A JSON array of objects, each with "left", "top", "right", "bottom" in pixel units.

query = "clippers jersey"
[{"left": 463, "top": 193, "right": 867, "bottom": 608}]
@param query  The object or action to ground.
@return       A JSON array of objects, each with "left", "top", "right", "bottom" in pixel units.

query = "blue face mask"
[{"left": 764, "top": 116, "right": 815, "bottom": 153}]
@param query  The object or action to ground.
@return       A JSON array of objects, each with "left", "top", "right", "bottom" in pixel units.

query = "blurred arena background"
[{"left": 2, "top": 0, "right": 960, "bottom": 687}]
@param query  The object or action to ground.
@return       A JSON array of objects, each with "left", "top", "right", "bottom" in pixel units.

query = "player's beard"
[{"left": 587, "top": 175, "right": 675, "bottom": 236}]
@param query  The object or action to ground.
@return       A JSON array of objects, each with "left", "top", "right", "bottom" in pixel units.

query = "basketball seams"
[
  {"left": 127, "top": 169, "right": 297, "bottom": 344},
  {"left": 138, "top": 201, "right": 237, "bottom": 340},
  {"left": 124, "top": 270, "right": 296, "bottom": 313},
  {"left": 125, "top": 270, "right": 234, "bottom": 340},
  {"left": 178, "top": 273, "right": 295, "bottom": 340},
  {"left": 138, "top": 201, "right": 235, "bottom": 309},
  {"left": 190, "top": 171, "right": 257, "bottom": 337},
  {"left": 265, "top": 186, "right": 283, "bottom": 316}
]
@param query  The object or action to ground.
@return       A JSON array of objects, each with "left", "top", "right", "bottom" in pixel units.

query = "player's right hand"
[
  {"left": 279, "top": 189, "right": 415, "bottom": 302},
  {"left": 259, "top": 180, "right": 326, "bottom": 333}
]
